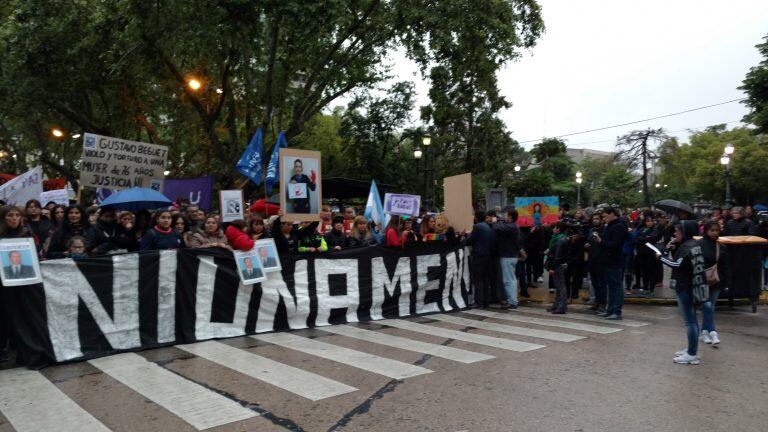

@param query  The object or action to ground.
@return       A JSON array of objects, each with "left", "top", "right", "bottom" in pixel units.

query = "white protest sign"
[
  {"left": 0, "top": 167, "right": 43, "bottom": 206},
  {"left": 220, "top": 190, "right": 244, "bottom": 223},
  {"left": 40, "top": 189, "right": 69, "bottom": 206},
  {"left": 80, "top": 133, "right": 168, "bottom": 191},
  {"left": 383, "top": 193, "right": 421, "bottom": 217},
  {"left": 288, "top": 183, "right": 307, "bottom": 199}
]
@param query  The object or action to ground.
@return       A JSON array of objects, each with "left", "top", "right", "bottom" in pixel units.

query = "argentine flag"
[{"left": 364, "top": 180, "right": 386, "bottom": 226}]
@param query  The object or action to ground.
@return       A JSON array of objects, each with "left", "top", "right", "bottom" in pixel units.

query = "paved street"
[{"left": 1, "top": 302, "right": 766, "bottom": 432}]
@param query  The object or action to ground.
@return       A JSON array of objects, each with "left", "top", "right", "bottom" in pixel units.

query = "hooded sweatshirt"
[{"left": 660, "top": 220, "right": 706, "bottom": 293}]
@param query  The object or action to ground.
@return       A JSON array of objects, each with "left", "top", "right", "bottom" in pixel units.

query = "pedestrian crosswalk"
[{"left": 0, "top": 307, "right": 654, "bottom": 431}]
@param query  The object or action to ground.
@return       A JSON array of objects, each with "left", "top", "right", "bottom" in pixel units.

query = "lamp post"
[
  {"left": 720, "top": 143, "right": 735, "bottom": 208},
  {"left": 413, "top": 134, "right": 433, "bottom": 210},
  {"left": 575, "top": 171, "right": 583, "bottom": 208}
]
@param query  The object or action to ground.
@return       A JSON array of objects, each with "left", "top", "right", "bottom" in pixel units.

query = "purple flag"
[{"left": 163, "top": 176, "right": 214, "bottom": 211}]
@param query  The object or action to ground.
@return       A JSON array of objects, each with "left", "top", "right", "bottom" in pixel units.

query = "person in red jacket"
[
  {"left": 384, "top": 215, "right": 402, "bottom": 247},
  {"left": 225, "top": 219, "right": 255, "bottom": 251}
]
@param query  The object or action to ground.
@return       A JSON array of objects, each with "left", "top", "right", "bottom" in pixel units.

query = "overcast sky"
[{"left": 353, "top": 0, "right": 768, "bottom": 152}]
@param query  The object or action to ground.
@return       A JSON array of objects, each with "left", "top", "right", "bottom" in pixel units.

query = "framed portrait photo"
[
  {"left": 279, "top": 148, "right": 322, "bottom": 222},
  {"left": 0, "top": 238, "right": 43, "bottom": 287},
  {"left": 254, "top": 238, "right": 281, "bottom": 273},
  {"left": 233, "top": 249, "right": 267, "bottom": 285},
  {"left": 220, "top": 190, "right": 244, "bottom": 223}
]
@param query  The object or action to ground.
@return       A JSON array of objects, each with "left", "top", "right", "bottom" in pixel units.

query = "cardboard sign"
[
  {"left": 384, "top": 193, "right": 421, "bottom": 217},
  {"left": 0, "top": 238, "right": 42, "bottom": 287},
  {"left": 254, "top": 238, "right": 281, "bottom": 272},
  {"left": 443, "top": 173, "right": 474, "bottom": 233},
  {"left": 288, "top": 183, "right": 307, "bottom": 199},
  {"left": 0, "top": 167, "right": 43, "bottom": 206},
  {"left": 40, "top": 189, "right": 69, "bottom": 206},
  {"left": 80, "top": 133, "right": 168, "bottom": 191},
  {"left": 220, "top": 190, "right": 244, "bottom": 223},
  {"left": 233, "top": 248, "right": 267, "bottom": 285}
]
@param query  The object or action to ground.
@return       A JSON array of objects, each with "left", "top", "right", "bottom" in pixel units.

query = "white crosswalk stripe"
[
  {"left": 323, "top": 324, "right": 495, "bottom": 363},
  {"left": 430, "top": 314, "right": 585, "bottom": 342},
  {"left": 380, "top": 319, "right": 546, "bottom": 352},
  {"left": 89, "top": 352, "right": 257, "bottom": 430},
  {"left": 0, "top": 368, "right": 111, "bottom": 432},
  {"left": 464, "top": 309, "right": 623, "bottom": 334},
  {"left": 251, "top": 332, "right": 433, "bottom": 379},
  {"left": 178, "top": 340, "right": 357, "bottom": 401},
  {"left": 512, "top": 307, "right": 651, "bottom": 327}
]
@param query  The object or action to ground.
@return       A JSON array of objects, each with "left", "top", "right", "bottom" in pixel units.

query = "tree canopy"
[{"left": 0, "top": 0, "right": 544, "bottom": 198}]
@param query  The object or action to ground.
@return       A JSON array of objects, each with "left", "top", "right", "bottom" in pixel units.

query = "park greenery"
[{"left": 0, "top": 1, "right": 766, "bottom": 209}]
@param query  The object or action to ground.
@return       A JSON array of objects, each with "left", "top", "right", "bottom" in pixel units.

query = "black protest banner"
[{"left": 7, "top": 242, "right": 470, "bottom": 368}]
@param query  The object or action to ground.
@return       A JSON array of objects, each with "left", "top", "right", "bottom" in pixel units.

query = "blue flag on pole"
[
  {"left": 265, "top": 132, "right": 288, "bottom": 195},
  {"left": 364, "top": 180, "right": 386, "bottom": 226},
  {"left": 236, "top": 129, "right": 263, "bottom": 185}
]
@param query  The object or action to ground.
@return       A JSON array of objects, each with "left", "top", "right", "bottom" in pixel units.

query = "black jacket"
[
  {"left": 492, "top": 221, "right": 520, "bottom": 258},
  {"left": 92, "top": 221, "right": 135, "bottom": 255},
  {"left": 601, "top": 219, "right": 628, "bottom": 268},
  {"left": 586, "top": 224, "right": 606, "bottom": 269},
  {"left": 699, "top": 236, "right": 731, "bottom": 290},
  {"left": 634, "top": 225, "right": 661, "bottom": 256},
  {"left": 545, "top": 235, "right": 568, "bottom": 270},
  {"left": 324, "top": 230, "right": 348, "bottom": 249},
  {"left": 467, "top": 222, "right": 495, "bottom": 256},
  {"left": 660, "top": 221, "right": 700, "bottom": 292},
  {"left": 724, "top": 218, "right": 753, "bottom": 236}
]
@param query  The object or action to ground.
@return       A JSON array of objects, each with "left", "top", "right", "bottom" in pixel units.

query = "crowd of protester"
[{"left": 1, "top": 193, "right": 766, "bottom": 364}]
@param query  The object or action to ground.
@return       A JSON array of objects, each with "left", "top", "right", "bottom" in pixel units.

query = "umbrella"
[
  {"left": 654, "top": 199, "right": 694, "bottom": 215},
  {"left": 98, "top": 187, "right": 173, "bottom": 212},
  {"left": 250, "top": 199, "right": 280, "bottom": 216},
  {"left": 753, "top": 204, "right": 768, "bottom": 212}
]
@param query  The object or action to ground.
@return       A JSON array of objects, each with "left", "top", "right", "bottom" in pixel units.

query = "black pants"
[
  {"left": 636, "top": 254, "right": 658, "bottom": 292},
  {"left": 526, "top": 253, "right": 544, "bottom": 283},
  {"left": 0, "top": 285, "right": 8, "bottom": 354},
  {"left": 565, "top": 262, "right": 585, "bottom": 299},
  {"left": 471, "top": 255, "right": 494, "bottom": 306}
]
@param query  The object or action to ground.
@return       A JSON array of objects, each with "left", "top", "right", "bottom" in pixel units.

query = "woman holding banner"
[{"left": 139, "top": 210, "right": 186, "bottom": 251}]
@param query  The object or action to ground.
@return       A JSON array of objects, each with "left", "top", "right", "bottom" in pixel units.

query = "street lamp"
[
  {"left": 413, "top": 147, "right": 423, "bottom": 159},
  {"left": 72, "top": 133, "right": 81, "bottom": 139},
  {"left": 422, "top": 135, "right": 431, "bottom": 146},
  {"left": 163, "top": 170, "right": 171, "bottom": 176},
  {"left": 720, "top": 153, "right": 732, "bottom": 208},
  {"left": 187, "top": 78, "right": 202, "bottom": 90},
  {"left": 575, "top": 171, "right": 583, "bottom": 208},
  {"left": 514, "top": 165, "right": 521, "bottom": 172},
  {"left": 52, "top": 128, "right": 64, "bottom": 138},
  {"left": 724, "top": 143, "right": 734, "bottom": 155}
]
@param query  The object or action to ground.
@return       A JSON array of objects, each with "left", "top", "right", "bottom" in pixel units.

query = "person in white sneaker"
[
  {"left": 657, "top": 221, "right": 705, "bottom": 365},
  {"left": 698, "top": 221, "right": 729, "bottom": 348}
]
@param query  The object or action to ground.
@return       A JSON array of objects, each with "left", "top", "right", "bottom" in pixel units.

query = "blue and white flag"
[
  {"left": 236, "top": 129, "right": 263, "bottom": 185},
  {"left": 265, "top": 132, "right": 288, "bottom": 195},
  {"left": 364, "top": 180, "right": 386, "bottom": 226}
]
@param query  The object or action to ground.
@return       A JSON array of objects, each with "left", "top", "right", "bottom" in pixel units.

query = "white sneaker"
[
  {"left": 537, "top": 277, "right": 544, "bottom": 283},
  {"left": 700, "top": 330, "right": 713, "bottom": 344},
  {"left": 710, "top": 331, "right": 720, "bottom": 346},
  {"left": 673, "top": 353, "right": 701, "bottom": 365},
  {"left": 675, "top": 349, "right": 688, "bottom": 357}
]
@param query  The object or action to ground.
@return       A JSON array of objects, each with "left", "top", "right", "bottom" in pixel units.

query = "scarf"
[{"left": 548, "top": 232, "right": 565, "bottom": 250}]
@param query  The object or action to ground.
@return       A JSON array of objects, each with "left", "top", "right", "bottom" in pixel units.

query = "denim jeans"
[
  {"left": 499, "top": 257, "right": 519, "bottom": 305},
  {"left": 701, "top": 287, "right": 720, "bottom": 332},
  {"left": 676, "top": 289, "right": 699, "bottom": 356},
  {"left": 605, "top": 267, "right": 624, "bottom": 316}
]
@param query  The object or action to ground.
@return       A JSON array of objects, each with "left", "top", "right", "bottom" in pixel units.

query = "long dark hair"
[
  {"left": 51, "top": 204, "right": 66, "bottom": 227},
  {"left": 385, "top": 215, "right": 401, "bottom": 236},
  {"left": 61, "top": 205, "right": 87, "bottom": 231}
]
